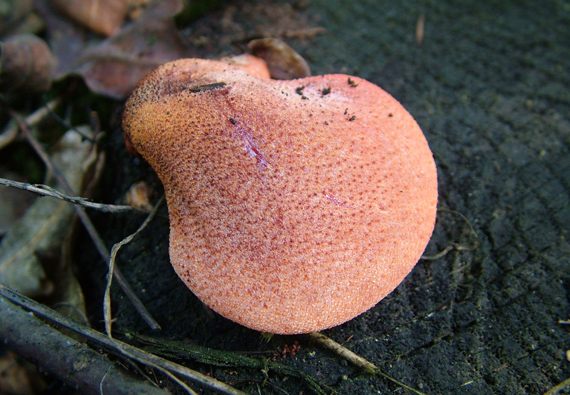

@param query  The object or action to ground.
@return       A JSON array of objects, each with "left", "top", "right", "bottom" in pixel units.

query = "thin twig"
[
  {"left": 105, "top": 196, "right": 165, "bottom": 338},
  {"left": 421, "top": 245, "right": 454, "bottom": 261},
  {"left": 44, "top": 103, "right": 98, "bottom": 143},
  {"left": 308, "top": 332, "right": 377, "bottom": 373},
  {"left": 0, "top": 292, "right": 170, "bottom": 395},
  {"left": 281, "top": 27, "right": 327, "bottom": 39},
  {"left": 544, "top": 377, "right": 570, "bottom": 395},
  {"left": 0, "top": 285, "right": 247, "bottom": 395},
  {"left": 309, "top": 332, "right": 426, "bottom": 395},
  {"left": 422, "top": 208, "right": 479, "bottom": 260},
  {"left": 10, "top": 110, "right": 160, "bottom": 331},
  {"left": 0, "top": 119, "right": 20, "bottom": 150},
  {"left": 118, "top": 345, "right": 200, "bottom": 395},
  {"left": 416, "top": 14, "right": 425, "bottom": 45},
  {"left": 0, "top": 97, "right": 61, "bottom": 149},
  {"left": 0, "top": 177, "right": 147, "bottom": 213}
]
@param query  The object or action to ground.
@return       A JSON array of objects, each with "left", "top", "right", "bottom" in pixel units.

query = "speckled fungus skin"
[{"left": 122, "top": 58, "right": 438, "bottom": 334}]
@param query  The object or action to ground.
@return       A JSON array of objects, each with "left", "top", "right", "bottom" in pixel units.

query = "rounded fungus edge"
[{"left": 122, "top": 58, "right": 438, "bottom": 334}]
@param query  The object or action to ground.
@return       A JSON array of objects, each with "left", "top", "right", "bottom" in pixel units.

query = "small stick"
[
  {"left": 105, "top": 196, "right": 165, "bottom": 338},
  {"left": 0, "top": 97, "right": 61, "bottom": 149},
  {"left": 308, "top": 332, "right": 377, "bottom": 374},
  {"left": 544, "top": 377, "right": 570, "bottom": 395},
  {"left": 11, "top": 110, "right": 161, "bottom": 331},
  {"left": 0, "top": 285, "right": 246, "bottom": 395},
  {"left": 0, "top": 292, "right": 169, "bottom": 395},
  {"left": 282, "top": 27, "right": 327, "bottom": 39},
  {"left": 0, "top": 177, "right": 147, "bottom": 213},
  {"left": 43, "top": 103, "right": 98, "bottom": 143},
  {"left": 416, "top": 14, "right": 425, "bottom": 45},
  {"left": 422, "top": 208, "right": 479, "bottom": 260},
  {"left": 309, "top": 332, "right": 426, "bottom": 395}
]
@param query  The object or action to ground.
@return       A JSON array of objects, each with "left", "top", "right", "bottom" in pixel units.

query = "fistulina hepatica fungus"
[{"left": 122, "top": 57, "right": 438, "bottom": 335}]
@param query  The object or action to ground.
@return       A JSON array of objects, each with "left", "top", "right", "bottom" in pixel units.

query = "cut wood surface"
[
  {"left": 107, "top": 1, "right": 569, "bottom": 393},
  {"left": 1, "top": 0, "right": 568, "bottom": 394}
]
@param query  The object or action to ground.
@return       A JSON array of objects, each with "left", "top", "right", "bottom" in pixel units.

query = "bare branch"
[
  {"left": 544, "top": 377, "right": 570, "bottom": 395},
  {"left": 10, "top": 110, "right": 161, "bottom": 331},
  {"left": 0, "top": 285, "right": 247, "bottom": 395},
  {"left": 0, "top": 290, "right": 169, "bottom": 395},
  {"left": 0, "top": 177, "right": 147, "bottom": 213},
  {"left": 0, "top": 98, "right": 61, "bottom": 149},
  {"left": 422, "top": 208, "right": 479, "bottom": 260},
  {"left": 105, "top": 196, "right": 165, "bottom": 337},
  {"left": 309, "top": 332, "right": 426, "bottom": 395},
  {"left": 308, "top": 332, "right": 378, "bottom": 374}
]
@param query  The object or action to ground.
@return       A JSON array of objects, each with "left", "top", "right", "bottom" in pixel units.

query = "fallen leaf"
[
  {"left": 248, "top": 37, "right": 311, "bottom": 80},
  {"left": 36, "top": 0, "right": 194, "bottom": 99},
  {"left": 0, "top": 126, "right": 99, "bottom": 296},
  {"left": 51, "top": 0, "right": 129, "bottom": 37},
  {"left": 125, "top": 181, "right": 154, "bottom": 211},
  {"left": 34, "top": 0, "right": 101, "bottom": 78},
  {"left": 0, "top": 34, "right": 55, "bottom": 94}
]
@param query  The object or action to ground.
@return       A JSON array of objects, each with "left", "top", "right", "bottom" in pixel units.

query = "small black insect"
[{"left": 348, "top": 78, "right": 358, "bottom": 88}]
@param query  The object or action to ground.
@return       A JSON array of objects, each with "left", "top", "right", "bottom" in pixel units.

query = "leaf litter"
[
  {"left": 35, "top": 0, "right": 194, "bottom": 99},
  {"left": 0, "top": 126, "right": 100, "bottom": 297}
]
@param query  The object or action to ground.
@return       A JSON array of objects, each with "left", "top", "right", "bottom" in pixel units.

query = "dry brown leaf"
[
  {"left": 51, "top": 0, "right": 129, "bottom": 36},
  {"left": 248, "top": 37, "right": 311, "bottom": 80},
  {"left": 35, "top": 0, "right": 100, "bottom": 78},
  {"left": 36, "top": 0, "right": 193, "bottom": 99},
  {"left": 125, "top": 181, "right": 154, "bottom": 211},
  {"left": 0, "top": 34, "right": 55, "bottom": 94},
  {"left": 0, "top": 126, "right": 99, "bottom": 296}
]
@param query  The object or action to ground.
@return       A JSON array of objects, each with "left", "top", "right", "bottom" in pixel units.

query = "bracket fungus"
[{"left": 122, "top": 57, "right": 438, "bottom": 334}]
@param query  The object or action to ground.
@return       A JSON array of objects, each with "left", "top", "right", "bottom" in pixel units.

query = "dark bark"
[
  {"left": 0, "top": 295, "right": 169, "bottom": 395},
  {"left": 77, "top": 1, "right": 570, "bottom": 394}
]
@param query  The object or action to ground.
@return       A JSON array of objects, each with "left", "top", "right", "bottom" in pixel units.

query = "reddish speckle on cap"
[{"left": 122, "top": 58, "right": 438, "bottom": 334}]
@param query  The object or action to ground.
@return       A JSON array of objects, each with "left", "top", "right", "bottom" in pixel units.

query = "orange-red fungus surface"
[{"left": 122, "top": 58, "right": 438, "bottom": 334}]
